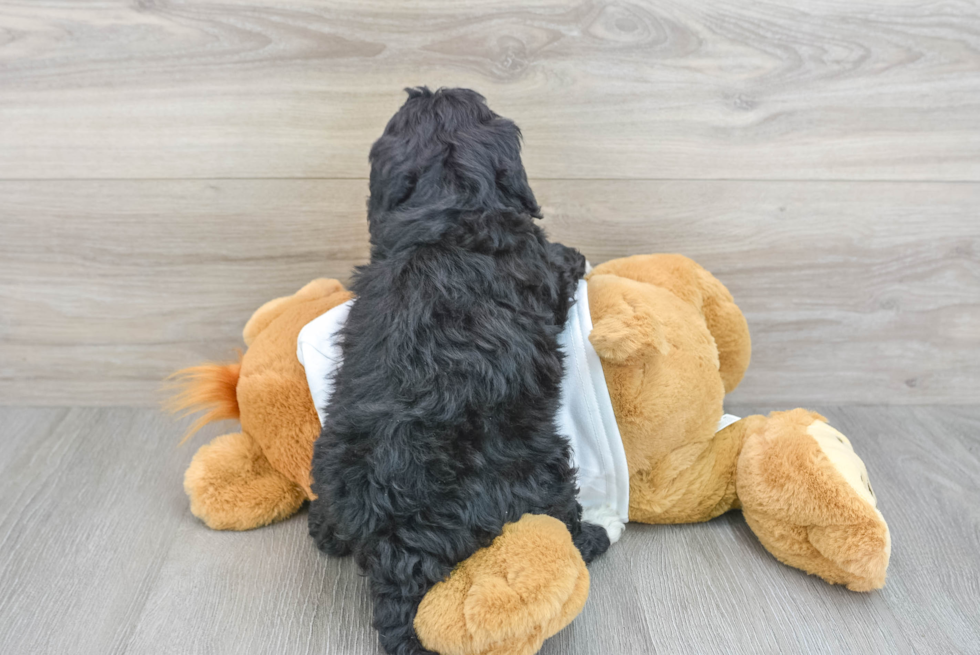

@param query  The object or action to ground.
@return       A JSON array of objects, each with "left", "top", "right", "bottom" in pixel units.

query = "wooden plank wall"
[{"left": 1, "top": 0, "right": 978, "bottom": 405}]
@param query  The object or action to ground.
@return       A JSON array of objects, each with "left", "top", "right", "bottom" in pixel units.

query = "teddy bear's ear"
[
  {"left": 243, "top": 279, "right": 345, "bottom": 346},
  {"left": 587, "top": 277, "right": 669, "bottom": 365}
]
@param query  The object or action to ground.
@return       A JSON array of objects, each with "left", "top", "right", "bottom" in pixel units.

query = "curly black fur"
[{"left": 308, "top": 87, "right": 610, "bottom": 655}]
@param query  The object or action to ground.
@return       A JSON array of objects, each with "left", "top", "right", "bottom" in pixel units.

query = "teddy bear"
[{"left": 168, "top": 253, "right": 890, "bottom": 655}]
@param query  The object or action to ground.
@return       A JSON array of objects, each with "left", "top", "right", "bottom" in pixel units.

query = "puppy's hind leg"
[
  {"left": 561, "top": 499, "right": 612, "bottom": 564},
  {"left": 308, "top": 495, "right": 353, "bottom": 557},
  {"left": 370, "top": 548, "right": 446, "bottom": 655},
  {"left": 573, "top": 518, "right": 611, "bottom": 564},
  {"left": 308, "top": 432, "right": 356, "bottom": 557}
]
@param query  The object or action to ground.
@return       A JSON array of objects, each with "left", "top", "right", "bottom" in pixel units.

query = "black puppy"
[{"left": 309, "top": 87, "right": 609, "bottom": 655}]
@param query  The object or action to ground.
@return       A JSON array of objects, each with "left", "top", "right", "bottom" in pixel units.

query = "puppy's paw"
[{"left": 415, "top": 515, "right": 589, "bottom": 655}]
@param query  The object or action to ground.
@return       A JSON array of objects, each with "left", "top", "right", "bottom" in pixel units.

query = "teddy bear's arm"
[{"left": 585, "top": 274, "right": 669, "bottom": 365}]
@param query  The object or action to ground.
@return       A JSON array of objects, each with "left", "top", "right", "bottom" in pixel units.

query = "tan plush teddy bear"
[{"left": 169, "top": 254, "right": 890, "bottom": 655}]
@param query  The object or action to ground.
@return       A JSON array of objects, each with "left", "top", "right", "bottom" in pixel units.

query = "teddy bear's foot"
[
  {"left": 414, "top": 514, "right": 589, "bottom": 655},
  {"left": 737, "top": 410, "right": 891, "bottom": 591},
  {"left": 184, "top": 431, "right": 307, "bottom": 531}
]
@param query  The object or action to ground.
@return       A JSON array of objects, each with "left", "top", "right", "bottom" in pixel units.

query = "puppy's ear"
[
  {"left": 493, "top": 122, "right": 541, "bottom": 217},
  {"left": 367, "top": 88, "right": 433, "bottom": 214},
  {"left": 368, "top": 140, "right": 419, "bottom": 214},
  {"left": 496, "top": 163, "right": 541, "bottom": 218}
]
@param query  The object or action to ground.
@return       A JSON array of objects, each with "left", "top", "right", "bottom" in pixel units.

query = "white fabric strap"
[
  {"left": 296, "top": 299, "right": 353, "bottom": 427},
  {"left": 717, "top": 413, "right": 741, "bottom": 432},
  {"left": 555, "top": 280, "right": 631, "bottom": 532}
]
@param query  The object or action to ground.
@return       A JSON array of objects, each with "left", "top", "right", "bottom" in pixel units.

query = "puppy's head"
[{"left": 368, "top": 87, "right": 540, "bottom": 222}]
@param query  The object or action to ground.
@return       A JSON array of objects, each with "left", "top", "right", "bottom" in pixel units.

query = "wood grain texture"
[
  {"left": 0, "top": 179, "right": 371, "bottom": 405},
  {"left": 1, "top": 1, "right": 979, "bottom": 180},
  {"left": 0, "top": 408, "right": 195, "bottom": 655},
  {"left": 2, "top": 179, "right": 977, "bottom": 405},
  {"left": 2, "top": 4, "right": 977, "bottom": 650},
  {"left": 1, "top": 405, "right": 978, "bottom": 654}
]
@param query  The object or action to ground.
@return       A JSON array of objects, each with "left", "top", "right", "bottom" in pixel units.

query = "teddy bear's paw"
[
  {"left": 737, "top": 409, "right": 891, "bottom": 592},
  {"left": 585, "top": 274, "right": 669, "bottom": 365},
  {"left": 807, "top": 522, "right": 891, "bottom": 592},
  {"left": 415, "top": 514, "right": 589, "bottom": 655},
  {"left": 184, "top": 431, "right": 307, "bottom": 531}
]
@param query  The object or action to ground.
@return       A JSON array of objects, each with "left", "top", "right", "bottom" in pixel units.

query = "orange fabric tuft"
[{"left": 164, "top": 353, "right": 242, "bottom": 444}]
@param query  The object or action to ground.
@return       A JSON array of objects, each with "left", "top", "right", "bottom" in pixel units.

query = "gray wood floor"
[{"left": 1, "top": 405, "right": 977, "bottom": 654}]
